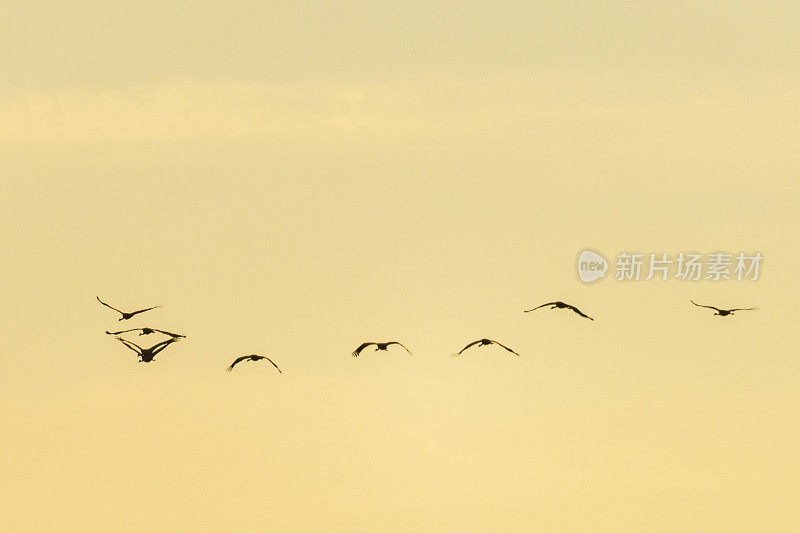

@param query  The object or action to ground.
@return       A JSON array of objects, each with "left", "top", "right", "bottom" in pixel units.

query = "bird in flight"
[
  {"left": 226, "top": 354, "right": 282, "bottom": 373},
  {"left": 453, "top": 338, "right": 519, "bottom": 357},
  {"left": 105, "top": 327, "right": 186, "bottom": 338},
  {"left": 524, "top": 301, "right": 594, "bottom": 320},
  {"left": 690, "top": 300, "right": 758, "bottom": 316},
  {"left": 115, "top": 337, "right": 180, "bottom": 363},
  {"left": 97, "top": 296, "right": 161, "bottom": 321},
  {"left": 351, "top": 341, "right": 413, "bottom": 357}
]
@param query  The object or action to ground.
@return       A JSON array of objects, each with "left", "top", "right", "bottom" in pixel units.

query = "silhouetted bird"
[
  {"left": 116, "top": 337, "right": 180, "bottom": 363},
  {"left": 690, "top": 300, "right": 758, "bottom": 316},
  {"left": 453, "top": 338, "right": 519, "bottom": 357},
  {"left": 106, "top": 327, "right": 186, "bottom": 338},
  {"left": 351, "top": 341, "right": 413, "bottom": 357},
  {"left": 524, "top": 301, "right": 593, "bottom": 320},
  {"left": 97, "top": 296, "right": 161, "bottom": 321},
  {"left": 227, "top": 354, "right": 282, "bottom": 373}
]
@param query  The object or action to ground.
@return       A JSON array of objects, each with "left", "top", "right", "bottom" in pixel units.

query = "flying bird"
[
  {"left": 351, "top": 341, "right": 413, "bottom": 358},
  {"left": 453, "top": 338, "right": 519, "bottom": 357},
  {"left": 226, "top": 354, "right": 282, "bottom": 373},
  {"left": 690, "top": 300, "right": 758, "bottom": 316},
  {"left": 524, "top": 301, "right": 594, "bottom": 320},
  {"left": 97, "top": 296, "right": 161, "bottom": 321},
  {"left": 105, "top": 327, "right": 186, "bottom": 338},
  {"left": 115, "top": 337, "right": 180, "bottom": 363}
]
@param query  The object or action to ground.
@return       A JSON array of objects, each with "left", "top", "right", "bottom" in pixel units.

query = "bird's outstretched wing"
[
  {"left": 565, "top": 304, "right": 594, "bottom": 320},
  {"left": 227, "top": 355, "right": 250, "bottom": 371},
  {"left": 116, "top": 337, "right": 143, "bottom": 354},
  {"left": 453, "top": 339, "right": 483, "bottom": 357},
  {"left": 149, "top": 338, "right": 179, "bottom": 356},
  {"left": 386, "top": 341, "right": 412, "bottom": 355},
  {"left": 524, "top": 302, "right": 559, "bottom": 313},
  {"left": 97, "top": 296, "right": 124, "bottom": 316},
  {"left": 127, "top": 305, "right": 161, "bottom": 317},
  {"left": 729, "top": 307, "right": 758, "bottom": 312},
  {"left": 151, "top": 328, "right": 186, "bottom": 338},
  {"left": 690, "top": 300, "right": 722, "bottom": 312},
  {"left": 489, "top": 339, "right": 520, "bottom": 356},
  {"left": 106, "top": 328, "right": 138, "bottom": 335},
  {"left": 264, "top": 357, "right": 283, "bottom": 374},
  {"left": 352, "top": 342, "right": 376, "bottom": 357}
]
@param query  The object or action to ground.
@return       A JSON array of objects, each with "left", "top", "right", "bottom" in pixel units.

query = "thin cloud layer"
[{"left": 0, "top": 75, "right": 797, "bottom": 143}]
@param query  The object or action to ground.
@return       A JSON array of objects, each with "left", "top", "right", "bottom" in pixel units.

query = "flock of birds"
[
  {"left": 97, "top": 296, "right": 758, "bottom": 371},
  {"left": 96, "top": 296, "right": 758, "bottom": 374}
]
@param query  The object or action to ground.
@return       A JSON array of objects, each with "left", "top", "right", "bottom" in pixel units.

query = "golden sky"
[{"left": 2, "top": 2, "right": 799, "bottom": 531}]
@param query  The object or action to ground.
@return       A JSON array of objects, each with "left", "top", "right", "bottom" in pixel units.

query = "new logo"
[{"left": 577, "top": 250, "right": 608, "bottom": 283}]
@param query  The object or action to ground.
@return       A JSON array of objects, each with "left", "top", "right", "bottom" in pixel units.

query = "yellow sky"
[{"left": 2, "top": 2, "right": 799, "bottom": 531}]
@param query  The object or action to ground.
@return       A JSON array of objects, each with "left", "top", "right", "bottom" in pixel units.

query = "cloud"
[{"left": 0, "top": 75, "right": 797, "bottom": 143}]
